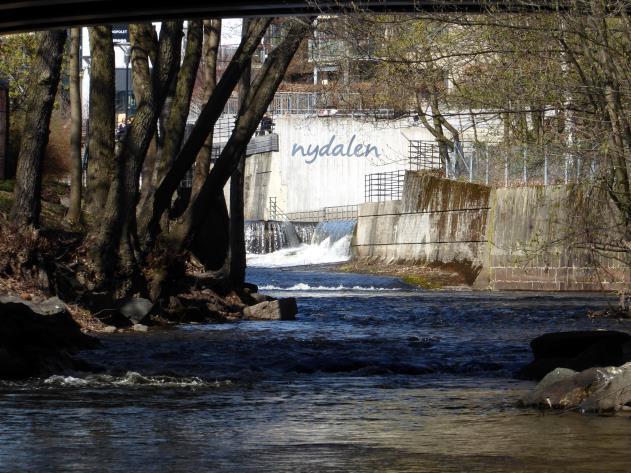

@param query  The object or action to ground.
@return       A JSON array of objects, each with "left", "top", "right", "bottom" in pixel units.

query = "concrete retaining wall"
[{"left": 352, "top": 172, "right": 630, "bottom": 291}]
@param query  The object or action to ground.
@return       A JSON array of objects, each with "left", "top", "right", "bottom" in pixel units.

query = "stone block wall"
[
  {"left": 352, "top": 171, "right": 630, "bottom": 291},
  {"left": 480, "top": 185, "right": 629, "bottom": 291},
  {"left": 353, "top": 173, "right": 491, "bottom": 283}
]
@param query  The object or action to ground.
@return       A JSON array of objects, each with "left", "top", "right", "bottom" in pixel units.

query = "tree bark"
[
  {"left": 140, "top": 20, "right": 203, "bottom": 216},
  {"left": 139, "top": 18, "right": 272, "bottom": 246},
  {"left": 85, "top": 26, "right": 115, "bottom": 218},
  {"left": 10, "top": 29, "right": 67, "bottom": 227},
  {"left": 191, "top": 19, "right": 222, "bottom": 196},
  {"left": 229, "top": 19, "right": 252, "bottom": 287},
  {"left": 66, "top": 27, "right": 83, "bottom": 225},
  {"left": 168, "top": 18, "right": 315, "bottom": 258},
  {"left": 93, "top": 22, "right": 182, "bottom": 290}
]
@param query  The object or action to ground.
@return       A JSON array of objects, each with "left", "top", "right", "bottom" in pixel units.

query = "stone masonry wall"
[
  {"left": 352, "top": 173, "right": 491, "bottom": 283},
  {"left": 352, "top": 171, "right": 630, "bottom": 291}
]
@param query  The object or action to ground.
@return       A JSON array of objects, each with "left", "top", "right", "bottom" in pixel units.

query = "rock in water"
[
  {"left": 243, "top": 298, "right": 297, "bottom": 321},
  {"left": 0, "top": 295, "right": 67, "bottom": 316},
  {"left": 530, "top": 331, "right": 631, "bottom": 359},
  {"left": 519, "top": 330, "right": 631, "bottom": 380},
  {"left": 118, "top": 298, "right": 154, "bottom": 324},
  {"left": 520, "top": 363, "right": 631, "bottom": 413},
  {"left": 0, "top": 296, "right": 99, "bottom": 379}
]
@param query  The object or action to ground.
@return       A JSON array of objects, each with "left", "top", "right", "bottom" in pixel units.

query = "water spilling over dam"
[{"left": 246, "top": 219, "right": 357, "bottom": 267}]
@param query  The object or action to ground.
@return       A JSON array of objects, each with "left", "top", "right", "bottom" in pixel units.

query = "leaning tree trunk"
[
  {"left": 139, "top": 20, "right": 203, "bottom": 217},
  {"left": 10, "top": 29, "right": 67, "bottom": 228},
  {"left": 139, "top": 18, "right": 272, "bottom": 247},
  {"left": 66, "top": 27, "right": 83, "bottom": 224},
  {"left": 229, "top": 19, "right": 252, "bottom": 287},
  {"left": 169, "top": 18, "right": 315, "bottom": 258},
  {"left": 146, "top": 18, "right": 312, "bottom": 301},
  {"left": 191, "top": 19, "right": 222, "bottom": 196},
  {"left": 85, "top": 26, "right": 115, "bottom": 219}
]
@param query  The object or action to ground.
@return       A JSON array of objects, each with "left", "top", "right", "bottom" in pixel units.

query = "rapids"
[{"left": 0, "top": 267, "right": 629, "bottom": 472}]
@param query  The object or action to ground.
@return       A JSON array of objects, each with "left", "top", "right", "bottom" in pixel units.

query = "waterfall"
[
  {"left": 245, "top": 220, "right": 300, "bottom": 254},
  {"left": 247, "top": 219, "right": 357, "bottom": 268},
  {"left": 294, "top": 222, "right": 317, "bottom": 245},
  {"left": 311, "top": 220, "right": 357, "bottom": 245}
]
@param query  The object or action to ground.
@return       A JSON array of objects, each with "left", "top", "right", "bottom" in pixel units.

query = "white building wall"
[{"left": 265, "top": 114, "right": 435, "bottom": 214}]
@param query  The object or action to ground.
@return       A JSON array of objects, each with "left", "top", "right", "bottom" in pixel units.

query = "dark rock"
[
  {"left": 0, "top": 295, "right": 99, "bottom": 379},
  {"left": 519, "top": 356, "right": 574, "bottom": 381},
  {"left": 0, "top": 295, "right": 67, "bottom": 316},
  {"left": 96, "top": 310, "right": 133, "bottom": 328},
  {"left": 243, "top": 298, "right": 297, "bottom": 321},
  {"left": 249, "top": 292, "right": 273, "bottom": 304},
  {"left": 242, "top": 282, "right": 259, "bottom": 294},
  {"left": 519, "top": 330, "right": 631, "bottom": 380},
  {"left": 530, "top": 331, "right": 630, "bottom": 359}
]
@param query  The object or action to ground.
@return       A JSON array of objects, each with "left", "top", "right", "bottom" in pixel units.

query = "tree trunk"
[
  {"left": 66, "top": 27, "right": 83, "bottom": 225},
  {"left": 168, "top": 18, "right": 314, "bottom": 258},
  {"left": 191, "top": 19, "right": 222, "bottom": 196},
  {"left": 139, "top": 18, "right": 272, "bottom": 246},
  {"left": 93, "top": 22, "right": 182, "bottom": 290},
  {"left": 140, "top": 20, "right": 203, "bottom": 219},
  {"left": 229, "top": 19, "right": 252, "bottom": 287},
  {"left": 85, "top": 26, "right": 115, "bottom": 219},
  {"left": 10, "top": 29, "right": 67, "bottom": 227}
]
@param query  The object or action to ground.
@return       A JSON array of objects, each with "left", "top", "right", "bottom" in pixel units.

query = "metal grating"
[
  {"left": 408, "top": 140, "right": 442, "bottom": 171},
  {"left": 364, "top": 170, "right": 406, "bottom": 202}
]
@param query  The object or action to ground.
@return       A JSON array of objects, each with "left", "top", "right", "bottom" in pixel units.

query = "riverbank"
[{"left": 334, "top": 260, "right": 469, "bottom": 289}]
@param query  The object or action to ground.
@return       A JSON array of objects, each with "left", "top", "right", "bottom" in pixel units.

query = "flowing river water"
[{"left": 1, "top": 266, "right": 631, "bottom": 472}]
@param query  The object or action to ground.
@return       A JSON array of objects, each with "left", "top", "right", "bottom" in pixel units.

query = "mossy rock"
[{"left": 402, "top": 275, "right": 441, "bottom": 289}]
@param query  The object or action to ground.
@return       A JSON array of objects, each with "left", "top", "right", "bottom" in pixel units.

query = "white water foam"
[
  {"left": 247, "top": 235, "right": 352, "bottom": 268},
  {"left": 259, "top": 283, "right": 401, "bottom": 291},
  {"left": 42, "top": 372, "right": 231, "bottom": 389}
]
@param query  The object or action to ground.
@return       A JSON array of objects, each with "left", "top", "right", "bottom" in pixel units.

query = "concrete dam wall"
[{"left": 352, "top": 172, "right": 630, "bottom": 291}]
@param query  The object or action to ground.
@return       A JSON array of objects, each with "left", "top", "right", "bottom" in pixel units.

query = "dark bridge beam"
[{"left": 0, "top": 1, "right": 564, "bottom": 34}]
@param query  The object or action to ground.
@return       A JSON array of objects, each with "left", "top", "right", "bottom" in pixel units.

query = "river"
[{"left": 1, "top": 266, "right": 630, "bottom": 472}]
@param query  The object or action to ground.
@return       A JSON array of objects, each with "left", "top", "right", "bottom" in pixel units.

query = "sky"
[{"left": 221, "top": 18, "right": 243, "bottom": 45}]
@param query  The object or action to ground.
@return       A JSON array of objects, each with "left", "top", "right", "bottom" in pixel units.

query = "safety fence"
[
  {"left": 284, "top": 204, "right": 359, "bottom": 222},
  {"left": 364, "top": 170, "right": 406, "bottom": 202},
  {"left": 407, "top": 140, "right": 603, "bottom": 187}
]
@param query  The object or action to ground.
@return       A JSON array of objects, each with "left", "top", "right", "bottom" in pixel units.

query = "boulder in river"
[
  {"left": 519, "top": 330, "right": 631, "bottom": 380},
  {"left": 0, "top": 295, "right": 99, "bottom": 379},
  {"left": 92, "top": 297, "right": 154, "bottom": 328},
  {"left": 520, "top": 363, "right": 631, "bottom": 413},
  {"left": 118, "top": 297, "right": 154, "bottom": 324},
  {"left": 243, "top": 298, "right": 297, "bottom": 321}
]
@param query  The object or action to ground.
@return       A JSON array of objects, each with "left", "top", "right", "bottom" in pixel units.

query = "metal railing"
[
  {"left": 409, "top": 140, "right": 442, "bottom": 171},
  {"left": 268, "top": 197, "right": 288, "bottom": 221},
  {"left": 365, "top": 170, "right": 406, "bottom": 202},
  {"left": 406, "top": 140, "right": 602, "bottom": 187},
  {"left": 285, "top": 204, "right": 359, "bottom": 222}
]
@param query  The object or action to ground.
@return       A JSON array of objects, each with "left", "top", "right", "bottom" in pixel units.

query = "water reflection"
[{"left": 0, "top": 268, "right": 628, "bottom": 472}]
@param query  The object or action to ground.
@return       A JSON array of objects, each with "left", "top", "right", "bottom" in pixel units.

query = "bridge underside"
[{"left": 0, "top": 1, "right": 563, "bottom": 33}]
